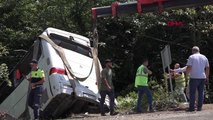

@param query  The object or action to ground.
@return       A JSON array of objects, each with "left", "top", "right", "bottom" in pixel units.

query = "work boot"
[
  {"left": 186, "top": 108, "right": 195, "bottom": 112},
  {"left": 136, "top": 108, "right": 142, "bottom": 113},
  {"left": 149, "top": 109, "right": 155, "bottom": 113},
  {"left": 101, "top": 112, "right": 106, "bottom": 116},
  {"left": 110, "top": 111, "right": 118, "bottom": 116},
  {"left": 197, "top": 108, "right": 202, "bottom": 111},
  {"left": 148, "top": 106, "right": 154, "bottom": 113}
]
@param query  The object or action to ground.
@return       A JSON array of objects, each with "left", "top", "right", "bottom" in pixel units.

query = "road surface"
[
  {"left": 1, "top": 104, "right": 213, "bottom": 120},
  {"left": 70, "top": 104, "right": 213, "bottom": 120}
]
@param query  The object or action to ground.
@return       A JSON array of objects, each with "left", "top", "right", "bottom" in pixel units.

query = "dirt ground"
[
  {"left": 69, "top": 104, "right": 213, "bottom": 120},
  {"left": 1, "top": 104, "right": 213, "bottom": 120}
]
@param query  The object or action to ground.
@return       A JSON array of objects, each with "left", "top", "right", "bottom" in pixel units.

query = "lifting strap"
[
  {"left": 32, "top": 39, "right": 40, "bottom": 60},
  {"left": 39, "top": 34, "right": 95, "bottom": 93},
  {"left": 92, "top": 23, "right": 101, "bottom": 90}
]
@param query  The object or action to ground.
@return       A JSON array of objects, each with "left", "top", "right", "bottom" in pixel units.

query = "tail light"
[{"left": 49, "top": 67, "right": 67, "bottom": 75}]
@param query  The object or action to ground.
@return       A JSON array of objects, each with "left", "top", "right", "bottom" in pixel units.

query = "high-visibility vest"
[
  {"left": 175, "top": 72, "right": 185, "bottom": 87},
  {"left": 31, "top": 69, "right": 45, "bottom": 83},
  {"left": 135, "top": 65, "right": 148, "bottom": 87}
]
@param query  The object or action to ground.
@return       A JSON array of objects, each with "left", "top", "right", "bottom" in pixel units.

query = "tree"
[
  {"left": 0, "top": 43, "right": 11, "bottom": 86},
  {"left": 96, "top": 6, "right": 213, "bottom": 98}
]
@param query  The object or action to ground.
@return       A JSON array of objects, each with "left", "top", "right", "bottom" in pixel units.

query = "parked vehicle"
[{"left": 0, "top": 27, "right": 104, "bottom": 119}]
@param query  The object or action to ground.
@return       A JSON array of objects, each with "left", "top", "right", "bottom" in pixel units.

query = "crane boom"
[{"left": 92, "top": 0, "right": 213, "bottom": 20}]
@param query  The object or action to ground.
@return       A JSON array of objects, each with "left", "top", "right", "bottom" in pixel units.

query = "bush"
[
  {"left": 0, "top": 63, "right": 11, "bottom": 87},
  {"left": 116, "top": 79, "right": 175, "bottom": 112},
  {"left": 116, "top": 91, "right": 137, "bottom": 111},
  {"left": 150, "top": 79, "right": 178, "bottom": 110}
]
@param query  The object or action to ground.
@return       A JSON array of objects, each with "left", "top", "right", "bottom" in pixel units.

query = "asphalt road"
[
  {"left": 2, "top": 104, "right": 213, "bottom": 120},
  {"left": 69, "top": 104, "right": 213, "bottom": 120}
]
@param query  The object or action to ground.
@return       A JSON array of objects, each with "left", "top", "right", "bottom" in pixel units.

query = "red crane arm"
[{"left": 92, "top": 0, "right": 213, "bottom": 20}]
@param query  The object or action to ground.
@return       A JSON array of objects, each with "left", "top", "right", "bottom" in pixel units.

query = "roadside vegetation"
[{"left": 116, "top": 80, "right": 175, "bottom": 113}]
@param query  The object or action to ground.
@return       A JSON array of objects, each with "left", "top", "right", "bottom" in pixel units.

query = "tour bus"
[{"left": 0, "top": 28, "right": 104, "bottom": 119}]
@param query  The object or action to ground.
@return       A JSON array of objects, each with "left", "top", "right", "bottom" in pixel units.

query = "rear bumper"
[
  {"left": 51, "top": 74, "right": 99, "bottom": 103},
  {"left": 61, "top": 83, "right": 100, "bottom": 104},
  {"left": 74, "top": 87, "right": 100, "bottom": 104},
  {"left": 42, "top": 86, "right": 100, "bottom": 118}
]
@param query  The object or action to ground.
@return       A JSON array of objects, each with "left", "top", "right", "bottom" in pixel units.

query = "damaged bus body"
[{"left": 0, "top": 28, "right": 104, "bottom": 119}]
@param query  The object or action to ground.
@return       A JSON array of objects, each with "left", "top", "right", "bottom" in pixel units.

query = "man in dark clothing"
[{"left": 99, "top": 59, "right": 117, "bottom": 116}]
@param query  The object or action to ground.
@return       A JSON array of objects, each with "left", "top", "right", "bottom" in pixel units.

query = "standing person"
[
  {"left": 171, "top": 65, "right": 199, "bottom": 105},
  {"left": 135, "top": 58, "right": 153, "bottom": 113},
  {"left": 26, "top": 59, "right": 45, "bottom": 119},
  {"left": 186, "top": 46, "right": 210, "bottom": 111},
  {"left": 173, "top": 63, "right": 187, "bottom": 103},
  {"left": 99, "top": 59, "right": 117, "bottom": 116}
]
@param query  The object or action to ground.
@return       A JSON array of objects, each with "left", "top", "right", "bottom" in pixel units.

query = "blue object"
[
  {"left": 28, "top": 86, "right": 43, "bottom": 119},
  {"left": 136, "top": 86, "right": 153, "bottom": 113},
  {"left": 189, "top": 79, "right": 205, "bottom": 111}
]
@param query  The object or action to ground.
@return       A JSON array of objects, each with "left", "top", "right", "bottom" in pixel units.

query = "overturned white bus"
[{"left": 0, "top": 28, "right": 106, "bottom": 119}]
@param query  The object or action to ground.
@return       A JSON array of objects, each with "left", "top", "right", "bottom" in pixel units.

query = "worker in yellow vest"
[
  {"left": 171, "top": 65, "right": 199, "bottom": 104},
  {"left": 173, "top": 63, "right": 188, "bottom": 103},
  {"left": 135, "top": 58, "right": 153, "bottom": 113},
  {"left": 25, "top": 59, "right": 45, "bottom": 119}
]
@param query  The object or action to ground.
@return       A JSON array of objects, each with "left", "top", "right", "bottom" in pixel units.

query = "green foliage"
[
  {"left": 0, "top": 42, "right": 11, "bottom": 87},
  {"left": 98, "top": 6, "right": 213, "bottom": 101},
  {"left": 0, "top": 43, "right": 8, "bottom": 57},
  {"left": 204, "top": 84, "right": 213, "bottom": 103},
  {"left": 116, "top": 80, "right": 177, "bottom": 112},
  {"left": 0, "top": 63, "right": 11, "bottom": 87},
  {"left": 150, "top": 80, "right": 174, "bottom": 110},
  {"left": 116, "top": 91, "right": 138, "bottom": 111}
]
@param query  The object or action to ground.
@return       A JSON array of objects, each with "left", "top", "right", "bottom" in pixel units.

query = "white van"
[{"left": 0, "top": 28, "right": 103, "bottom": 119}]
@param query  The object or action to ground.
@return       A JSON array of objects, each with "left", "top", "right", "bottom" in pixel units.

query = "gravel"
[{"left": 68, "top": 104, "right": 213, "bottom": 120}]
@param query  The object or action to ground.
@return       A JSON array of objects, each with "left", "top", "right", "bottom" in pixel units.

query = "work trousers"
[
  {"left": 175, "top": 85, "right": 187, "bottom": 103},
  {"left": 189, "top": 79, "right": 205, "bottom": 111},
  {"left": 136, "top": 86, "right": 153, "bottom": 113},
  {"left": 100, "top": 90, "right": 115, "bottom": 115},
  {"left": 28, "top": 86, "right": 42, "bottom": 119},
  {"left": 186, "top": 85, "right": 198, "bottom": 104}
]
